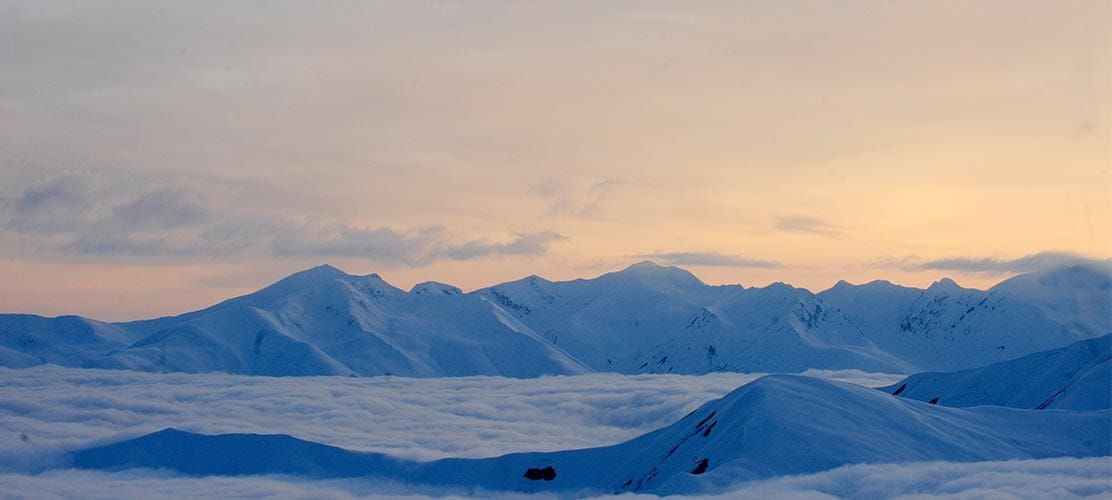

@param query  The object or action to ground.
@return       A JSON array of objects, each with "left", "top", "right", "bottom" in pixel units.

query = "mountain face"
[
  {"left": 477, "top": 265, "right": 914, "bottom": 374},
  {"left": 3, "top": 265, "right": 589, "bottom": 377},
  {"left": 69, "top": 375, "right": 1112, "bottom": 495},
  {"left": 1, "top": 262, "right": 1109, "bottom": 377},
  {"left": 882, "top": 335, "right": 1112, "bottom": 410},
  {"left": 819, "top": 266, "right": 1111, "bottom": 371}
]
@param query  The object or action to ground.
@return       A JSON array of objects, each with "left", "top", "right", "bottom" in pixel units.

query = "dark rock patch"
[
  {"left": 523, "top": 466, "right": 557, "bottom": 481},
  {"left": 696, "top": 411, "right": 717, "bottom": 430},
  {"left": 928, "top": 397, "right": 939, "bottom": 405},
  {"left": 690, "top": 458, "right": 710, "bottom": 475},
  {"left": 892, "top": 383, "right": 907, "bottom": 396}
]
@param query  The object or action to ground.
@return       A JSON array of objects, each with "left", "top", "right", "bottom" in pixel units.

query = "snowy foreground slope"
[
  {"left": 67, "top": 375, "right": 1110, "bottom": 495},
  {"left": 2, "top": 262, "right": 1109, "bottom": 377},
  {"left": 883, "top": 334, "right": 1112, "bottom": 410}
]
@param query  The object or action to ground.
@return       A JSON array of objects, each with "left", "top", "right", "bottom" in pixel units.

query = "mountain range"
[{"left": 2, "top": 262, "right": 1108, "bottom": 377}]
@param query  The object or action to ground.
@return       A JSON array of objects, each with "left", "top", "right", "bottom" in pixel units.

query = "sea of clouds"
[
  {"left": 2, "top": 457, "right": 1108, "bottom": 499},
  {"left": 3, "top": 366, "right": 1107, "bottom": 498}
]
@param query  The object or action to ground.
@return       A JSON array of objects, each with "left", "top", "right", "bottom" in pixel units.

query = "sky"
[{"left": 0, "top": 1, "right": 1109, "bottom": 320}]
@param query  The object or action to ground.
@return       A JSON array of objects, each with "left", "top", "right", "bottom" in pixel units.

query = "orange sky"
[{"left": 0, "top": 1, "right": 1108, "bottom": 320}]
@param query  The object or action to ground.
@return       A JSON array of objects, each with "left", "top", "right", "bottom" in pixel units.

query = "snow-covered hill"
[
  {"left": 882, "top": 335, "right": 1111, "bottom": 410},
  {"left": 69, "top": 375, "right": 1112, "bottom": 495},
  {"left": 1, "top": 262, "right": 1108, "bottom": 377}
]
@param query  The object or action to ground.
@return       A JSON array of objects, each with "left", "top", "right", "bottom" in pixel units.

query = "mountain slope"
[
  {"left": 0, "top": 314, "right": 137, "bottom": 368},
  {"left": 70, "top": 375, "right": 1112, "bottom": 495},
  {"left": 14, "top": 265, "right": 589, "bottom": 377},
  {"left": 819, "top": 264, "right": 1111, "bottom": 371},
  {"left": 478, "top": 263, "right": 913, "bottom": 374},
  {"left": 989, "top": 264, "right": 1112, "bottom": 339},
  {"left": 882, "top": 335, "right": 1112, "bottom": 410}
]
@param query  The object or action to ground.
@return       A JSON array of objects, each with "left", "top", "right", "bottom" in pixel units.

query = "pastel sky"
[{"left": 1, "top": 1, "right": 1108, "bottom": 320}]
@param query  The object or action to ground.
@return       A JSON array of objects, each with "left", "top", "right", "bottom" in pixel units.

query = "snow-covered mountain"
[
  {"left": 2, "top": 265, "right": 588, "bottom": 377},
  {"left": 1, "top": 262, "right": 1108, "bottom": 377},
  {"left": 819, "top": 265, "right": 1111, "bottom": 371},
  {"left": 477, "top": 263, "right": 914, "bottom": 374},
  {"left": 882, "top": 335, "right": 1111, "bottom": 410},
  {"left": 69, "top": 375, "right": 1111, "bottom": 495}
]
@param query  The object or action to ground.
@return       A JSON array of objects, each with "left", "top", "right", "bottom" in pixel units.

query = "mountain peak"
[
  {"left": 611, "top": 261, "right": 704, "bottom": 284},
  {"left": 275, "top": 264, "right": 349, "bottom": 284},
  {"left": 303, "top": 263, "right": 346, "bottom": 276},
  {"left": 411, "top": 281, "right": 463, "bottom": 296},
  {"left": 927, "top": 277, "right": 963, "bottom": 293},
  {"left": 625, "top": 260, "right": 666, "bottom": 271},
  {"left": 239, "top": 264, "right": 356, "bottom": 304}
]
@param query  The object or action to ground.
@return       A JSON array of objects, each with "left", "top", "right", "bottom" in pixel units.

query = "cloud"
[
  {"left": 882, "top": 251, "right": 1111, "bottom": 274},
  {"left": 111, "top": 188, "right": 211, "bottom": 230},
  {"left": 0, "top": 365, "right": 901, "bottom": 472},
  {"left": 636, "top": 251, "right": 780, "bottom": 268},
  {"left": 267, "top": 224, "right": 442, "bottom": 264},
  {"left": 5, "top": 174, "right": 96, "bottom": 234},
  {"left": 269, "top": 227, "right": 566, "bottom": 265},
  {"left": 1, "top": 172, "right": 563, "bottom": 264},
  {"left": 673, "top": 456, "right": 1112, "bottom": 499},
  {"left": 531, "top": 179, "right": 622, "bottom": 218},
  {"left": 3, "top": 457, "right": 1109, "bottom": 499},
  {"left": 435, "top": 231, "right": 568, "bottom": 261},
  {"left": 775, "top": 215, "right": 843, "bottom": 238},
  {"left": 0, "top": 366, "right": 769, "bottom": 471},
  {"left": 0, "top": 364, "right": 1096, "bottom": 500}
]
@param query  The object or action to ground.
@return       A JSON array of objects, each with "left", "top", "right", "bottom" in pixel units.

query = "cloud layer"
[
  {"left": 2, "top": 366, "right": 1103, "bottom": 498},
  {"left": 1, "top": 454, "right": 1105, "bottom": 499},
  {"left": 0, "top": 366, "right": 901, "bottom": 473}
]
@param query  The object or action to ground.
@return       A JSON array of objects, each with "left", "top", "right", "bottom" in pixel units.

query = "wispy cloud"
[
  {"left": 775, "top": 215, "right": 843, "bottom": 238},
  {"left": 270, "top": 226, "right": 566, "bottom": 265},
  {"left": 110, "top": 187, "right": 211, "bottom": 230},
  {"left": 530, "top": 179, "right": 622, "bottom": 218},
  {"left": 2, "top": 172, "right": 565, "bottom": 265},
  {"left": 877, "top": 251, "right": 1111, "bottom": 274},
  {"left": 434, "top": 231, "right": 568, "bottom": 261},
  {"left": 636, "top": 251, "right": 780, "bottom": 268}
]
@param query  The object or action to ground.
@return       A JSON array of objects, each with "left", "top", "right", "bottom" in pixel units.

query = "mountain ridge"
[{"left": 1, "top": 262, "right": 1108, "bottom": 377}]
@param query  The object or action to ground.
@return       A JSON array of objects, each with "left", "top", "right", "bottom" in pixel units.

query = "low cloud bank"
[
  {"left": 669, "top": 456, "right": 1112, "bottom": 499},
  {"left": 2, "top": 367, "right": 1102, "bottom": 498},
  {"left": 0, "top": 367, "right": 900, "bottom": 472},
  {"left": 1, "top": 456, "right": 1106, "bottom": 499}
]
